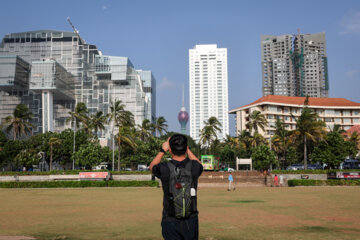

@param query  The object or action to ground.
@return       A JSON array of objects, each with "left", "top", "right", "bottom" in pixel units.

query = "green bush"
[
  {"left": 0, "top": 180, "right": 159, "bottom": 188},
  {"left": 0, "top": 170, "right": 151, "bottom": 176},
  {"left": 272, "top": 169, "right": 360, "bottom": 174},
  {"left": 288, "top": 179, "right": 360, "bottom": 187}
]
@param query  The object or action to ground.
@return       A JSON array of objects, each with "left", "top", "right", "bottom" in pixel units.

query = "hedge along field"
[
  {"left": 0, "top": 187, "right": 360, "bottom": 240},
  {"left": 288, "top": 179, "right": 360, "bottom": 186}
]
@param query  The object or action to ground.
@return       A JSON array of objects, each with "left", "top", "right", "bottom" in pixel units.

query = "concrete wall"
[{"left": 112, "top": 175, "right": 152, "bottom": 181}]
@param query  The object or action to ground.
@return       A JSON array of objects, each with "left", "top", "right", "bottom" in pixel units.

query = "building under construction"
[
  {"left": 0, "top": 26, "right": 156, "bottom": 140},
  {"left": 261, "top": 32, "right": 328, "bottom": 98}
]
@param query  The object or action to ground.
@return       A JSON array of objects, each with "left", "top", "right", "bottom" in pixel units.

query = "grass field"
[{"left": 0, "top": 186, "right": 360, "bottom": 240}]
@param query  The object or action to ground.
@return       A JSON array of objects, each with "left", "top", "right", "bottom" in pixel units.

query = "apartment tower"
[
  {"left": 261, "top": 32, "right": 328, "bottom": 98},
  {"left": 189, "top": 44, "right": 229, "bottom": 142}
]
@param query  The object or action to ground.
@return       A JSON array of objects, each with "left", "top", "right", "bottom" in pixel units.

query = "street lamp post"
[{"left": 73, "top": 119, "right": 76, "bottom": 170}]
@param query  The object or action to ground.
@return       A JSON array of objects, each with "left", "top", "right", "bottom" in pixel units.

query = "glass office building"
[
  {"left": 137, "top": 69, "right": 156, "bottom": 123},
  {"left": 94, "top": 55, "right": 149, "bottom": 138},
  {"left": 0, "top": 30, "right": 155, "bottom": 140}
]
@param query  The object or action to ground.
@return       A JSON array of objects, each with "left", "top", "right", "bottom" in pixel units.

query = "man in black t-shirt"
[{"left": 149, "top": 134, "right": 203, "bottom": 240}]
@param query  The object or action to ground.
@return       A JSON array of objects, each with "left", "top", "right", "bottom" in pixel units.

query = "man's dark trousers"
[{"left": 161, "top": 216, "right": 199, "bottom": 240}]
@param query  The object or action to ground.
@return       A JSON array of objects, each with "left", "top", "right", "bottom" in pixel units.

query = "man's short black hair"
[{"left": 169, "top": 134, "right": 188, "bottom": 156}]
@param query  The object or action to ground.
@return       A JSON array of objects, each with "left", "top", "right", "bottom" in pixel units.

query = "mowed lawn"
[{"left": 0, "top": 186, "right": 360, "bottom": 240}]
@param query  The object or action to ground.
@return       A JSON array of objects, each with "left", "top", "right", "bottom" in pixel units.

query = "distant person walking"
[
  {"left": 274, "top": 174, "right": 279, "bottom": 187},
  {"left": 279, "top": 175, "right": 284, "bottom": 187},
  {"left": 228, "top": 172, "right": 235, "bottom": 191}
]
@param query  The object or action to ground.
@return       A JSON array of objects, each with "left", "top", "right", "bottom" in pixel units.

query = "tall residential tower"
[
  {"left": 189, "top": 44, "right": 229, "bottom": 142},
  {"left": 261, "top": 32, "right": 328, "bottom": 98}
]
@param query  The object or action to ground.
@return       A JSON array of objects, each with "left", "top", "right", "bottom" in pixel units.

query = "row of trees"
[
  {"left": 198, "top": 97, "right": 359, "bottom": 170},
  {"left": 0, "top": 101, "right": 169, "bottom": 171},
  {"left": 1, "top": 97, "right": 359, "bottom": 171}
]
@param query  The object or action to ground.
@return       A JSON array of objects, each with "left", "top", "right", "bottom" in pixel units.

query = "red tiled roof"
[
  {"left": 346, "top": 125, "right": 360, "bottom": 135},
  {"left": 230, "top": 95, "right": 360, "bottom": 111}
]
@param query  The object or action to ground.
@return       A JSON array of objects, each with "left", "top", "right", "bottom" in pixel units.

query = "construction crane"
[{"left": 67, "top": 17, "right": 85, "bottom": 44}]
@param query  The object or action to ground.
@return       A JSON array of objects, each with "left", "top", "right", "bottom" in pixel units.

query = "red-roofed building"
[
  {"left": 344, "top": 125, "right": 360, "bottom": 137},
  {"left": 229, "top": 95, "right": 360, "bottom": 138}
]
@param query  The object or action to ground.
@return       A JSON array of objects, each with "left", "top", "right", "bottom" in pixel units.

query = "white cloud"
[
  {"left": 158, "top": 77, "right": 177, "bottom": 90},
  {"left": 102, "top": 5, "right": 107, "bottom": 10},
  {"left": 346, "top": 70, "right": 359, "bottom": 78},
  {"left": 340, "top": 10, "right": 360, "bottom": 35}
]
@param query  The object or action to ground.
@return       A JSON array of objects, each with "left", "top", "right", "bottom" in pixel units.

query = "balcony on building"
[
  {"left": 95, "top": 55, "right": 133, "bottom": 81},
  {"left": 29, "top": 59, "right": 75, "bottom": 101},
  {"left": 0, "top": 55, "right": 30, "bottom": 91}
]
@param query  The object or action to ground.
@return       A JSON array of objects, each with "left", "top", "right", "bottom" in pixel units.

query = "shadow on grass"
[{"left": 230, "top": 200, "right": 264, "bottom": 203}]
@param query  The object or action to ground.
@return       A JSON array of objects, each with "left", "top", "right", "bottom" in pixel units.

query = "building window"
[
  {"left": 324, "top": 118, "right": 333, "bottom": 123},
  {"left": 343, "top": 110, "right": 350, "bottom": 116},
  {"left": 268, "top": 106, "right": 277, "bottom": 112},
  {"left": 343, "top": 118, "right": 351, "bottom": 123},
  {"left": 325, "top": 109, "right": 334, "bottom": 115}
]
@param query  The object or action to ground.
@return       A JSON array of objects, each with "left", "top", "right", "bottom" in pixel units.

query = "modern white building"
[{"left": 189, "top": 44, "right": 229, "bottom": 142}]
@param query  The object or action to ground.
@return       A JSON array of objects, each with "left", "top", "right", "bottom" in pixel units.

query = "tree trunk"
[
  {"left": 304, "top": 135, "right": 307, "bottom": 170},
  {"left": 50, "top": 145, "right": 53, "bottom": 171},
  {"left": 112, "top": 126, "right": 115, "bottom": 171},
  {"left": 117, "top": 136, "right": 121, "bottom": 171}
]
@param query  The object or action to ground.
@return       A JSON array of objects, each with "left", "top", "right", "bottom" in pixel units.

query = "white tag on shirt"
[{"left": 191, "top": 188, "right": 196, "bottom": 196}]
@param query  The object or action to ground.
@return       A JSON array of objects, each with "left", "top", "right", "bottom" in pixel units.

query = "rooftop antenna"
[
  {"left": 67, "top": 17, "right": 85, "bottom": 44},
  {"left": 297, "top": 28, "right": 300, "bottom": 34}
]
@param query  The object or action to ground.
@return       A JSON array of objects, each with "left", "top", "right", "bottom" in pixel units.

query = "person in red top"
[{"left": 274, "top": 174, "right": 279, "bottom": 187}]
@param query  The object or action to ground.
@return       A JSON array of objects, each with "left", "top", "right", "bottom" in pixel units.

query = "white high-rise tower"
[{"left": 189, "top": 44, "right": 229, "bottom": 142}]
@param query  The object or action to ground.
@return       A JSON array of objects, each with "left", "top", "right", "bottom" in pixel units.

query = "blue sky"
[{"left": 1, "top": 0, "right": 360, "bottom": 135}]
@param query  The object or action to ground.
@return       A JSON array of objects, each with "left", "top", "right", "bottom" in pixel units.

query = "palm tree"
[
  {"left": 290, "top": 98, "right": 327, "bottom": 169},
  {"left": 246, "top": 110, "right": 268, "bottom": 134},
  {"left": 224, "top": 135, "right": 240, "bottom": 149},
  {"left": 237, "top": 130, "right": 251, "bottom": 151},
  {"left": 249, "top": 132, "right": 267, "bottom": 148},
  {"left": 1, "top": 104, "right": 34, "bottom": 140},
  {"left": 115, "top": 126, "right": 137, "bottom": 171},
  {"left": 271, "top": 118, "right": 291, "bottom": 167},
  {"left": 199, "top": 125, "right": 214, "bottom": 154},
  {"left": 137, "top": 119, "right": 153, "bottom": 142},
  {"left": 67, "top": 102, "right": 90, "bottom": 131},
  {"left": 108, "top": 100, "right": 127, "bottom": 171},
  {"left": 329, "top": 124, "right": 346, "bottom": 134},
  {"left": 205, "top": 117, "right": 222, "bottom": 134},
  {"left": 90, "top": 111, "right": 107, "bottom": 137},
  {"left": 67, "top": 102, "right": 90, "bottom": 170},
  {"left": 115, "top": 110, "right": 135, "bottom": 171},
  {"left": 200, "top": 117, "right": 222, "bottom": 153},
  {"left": 153, "top": 116, "right": 168, "bottom": 137},
  {"left": 348, "top": 131, "right": 360, "bottom": 151},
  {"left": 49, "top": 137, "right": 62, "bottom": 170}
]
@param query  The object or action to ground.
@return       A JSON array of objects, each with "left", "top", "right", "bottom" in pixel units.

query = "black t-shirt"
[{"left": 152, "top": 158, "right": 203, "bottom": 221}]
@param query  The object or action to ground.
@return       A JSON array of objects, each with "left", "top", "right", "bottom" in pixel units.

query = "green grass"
[{"left": 0, "top": 187, "right": 359, "bottom": 239}]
